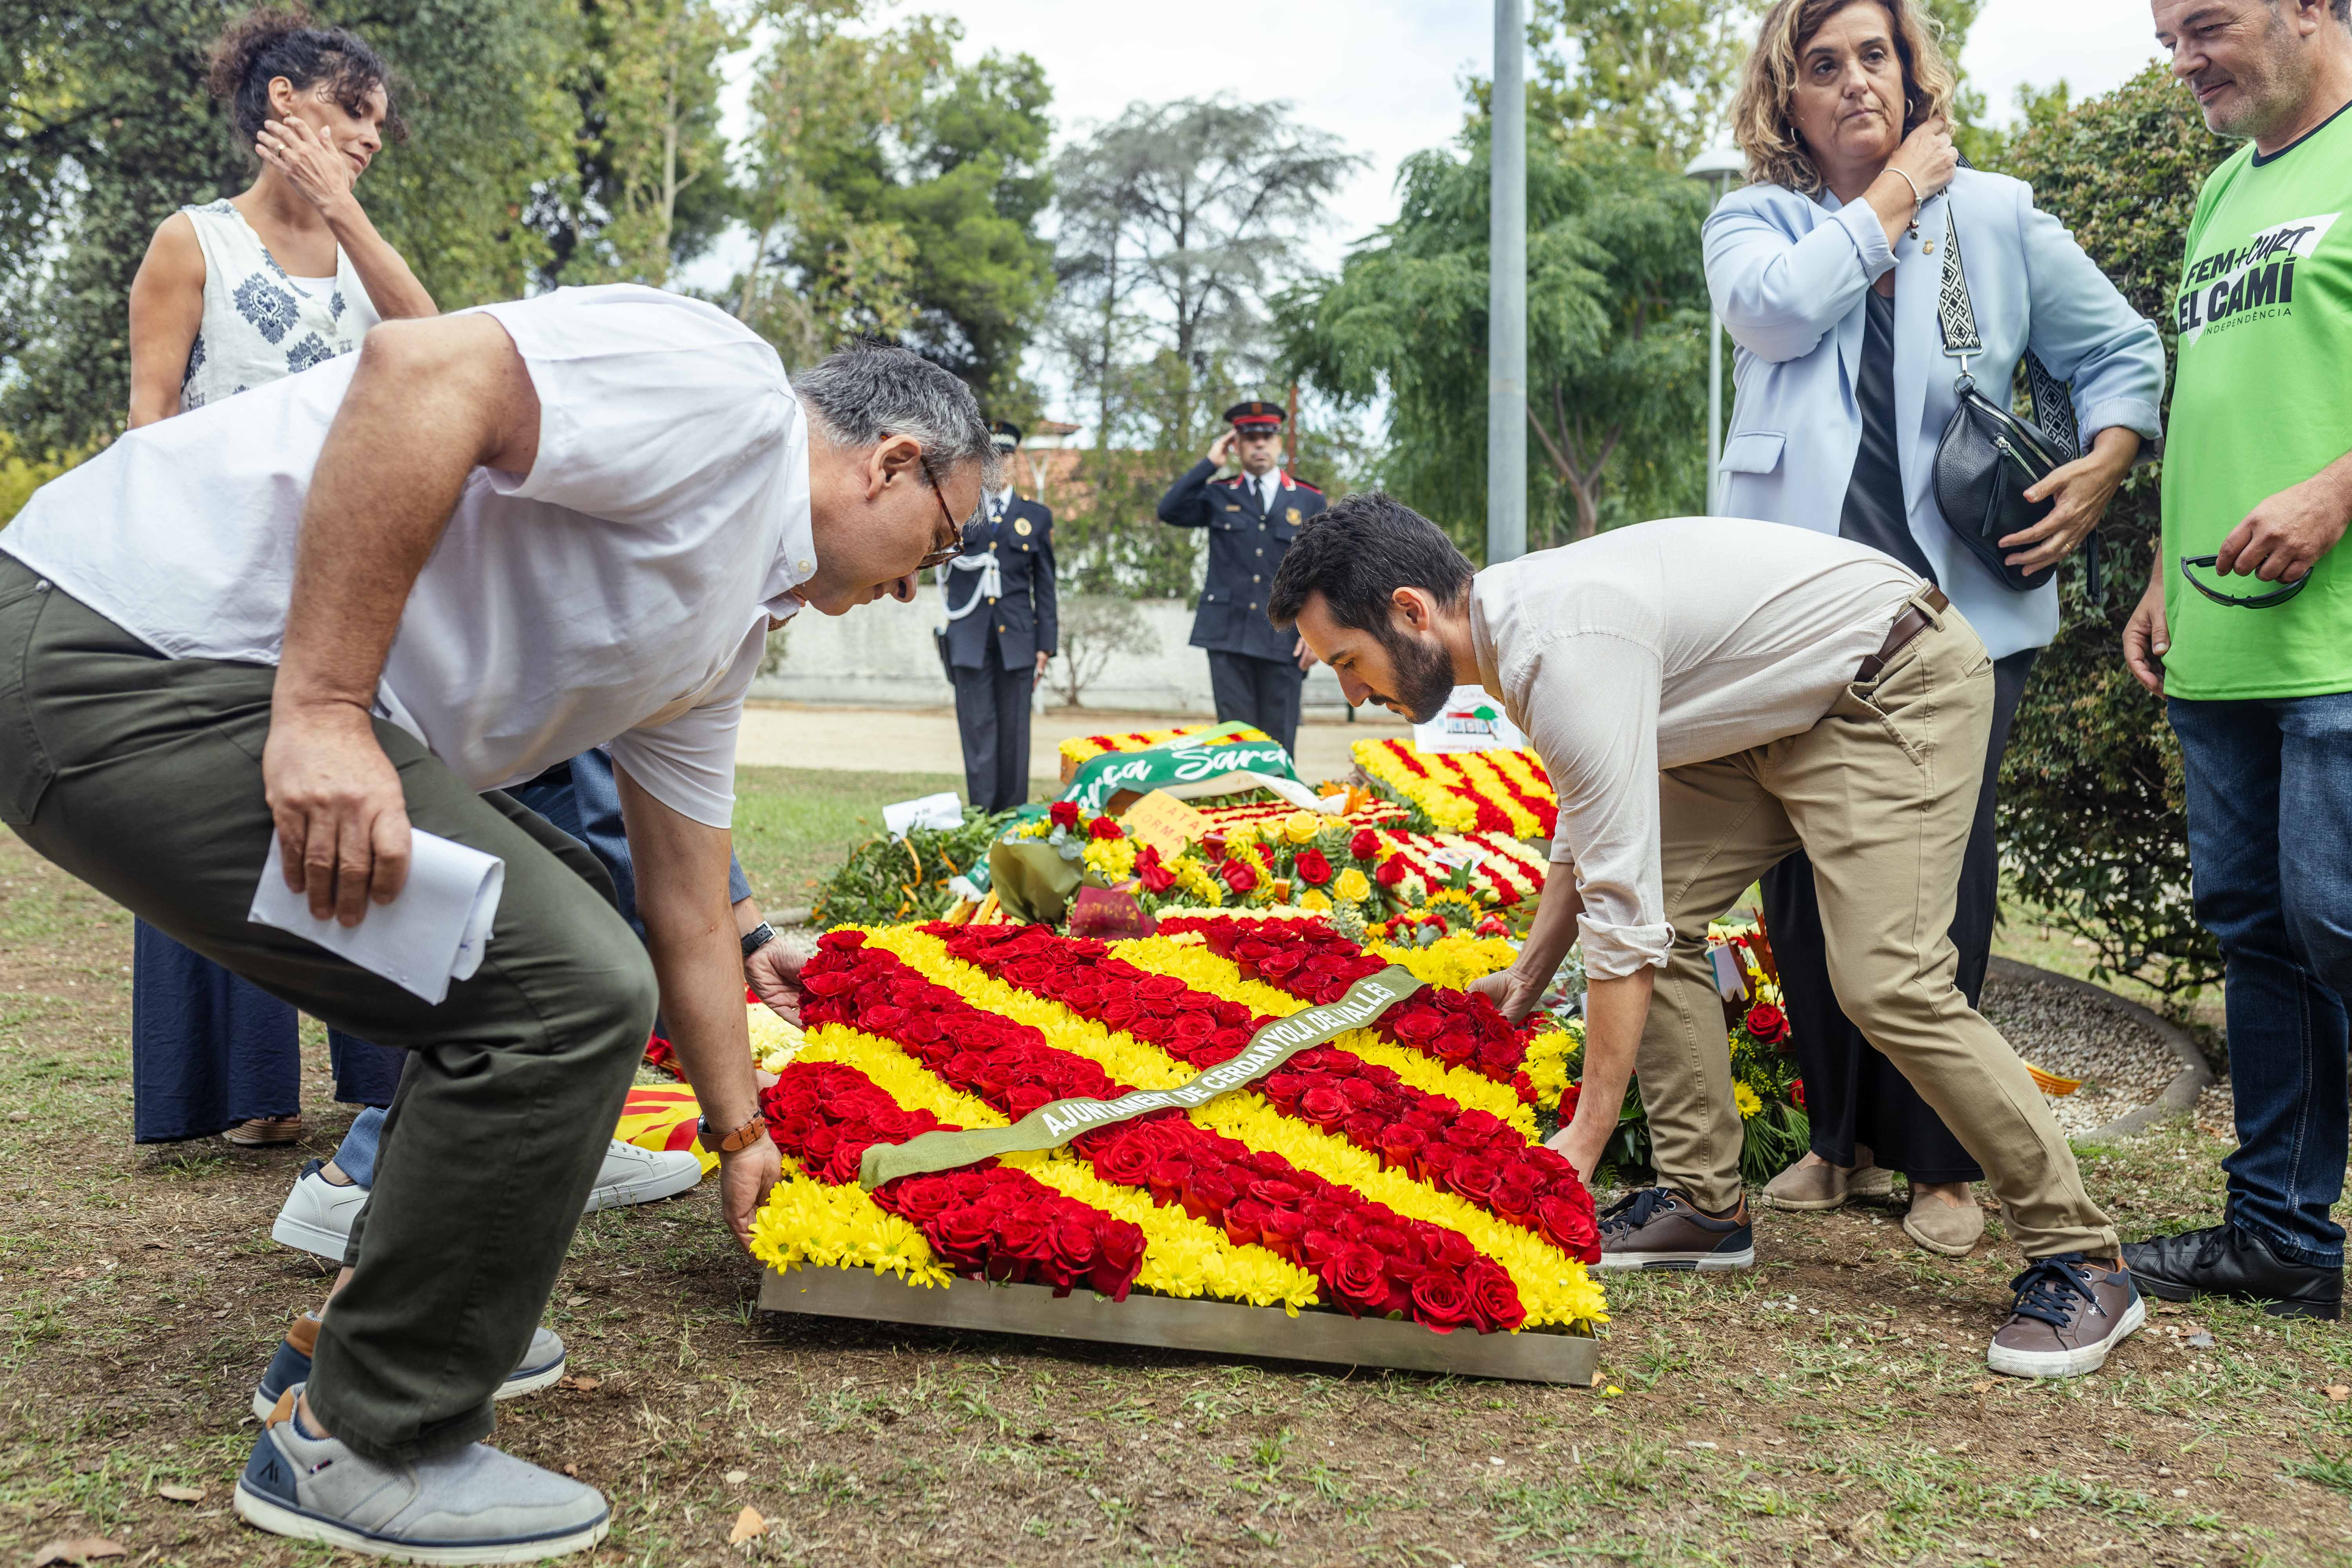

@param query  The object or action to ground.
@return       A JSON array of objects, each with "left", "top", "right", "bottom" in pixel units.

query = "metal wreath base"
[{"left": 760, "top": 1265, "right": 1601, "bottom": 1385}]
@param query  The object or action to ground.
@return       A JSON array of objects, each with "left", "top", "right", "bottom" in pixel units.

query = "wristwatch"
[
  {"left": 699, "top": 1111, "right": 770, "bottom": 1154},
  {"left": 740, "top": 921, "right": 776, "bottom": 960}
]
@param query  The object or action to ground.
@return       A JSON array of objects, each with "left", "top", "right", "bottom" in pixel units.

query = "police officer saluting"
[
  {"left": 940, "top": 420, "right": 1057, "bottom": 812},
  {"left": 1157, "top": 399, "right": 1323, "bottom": 757}
]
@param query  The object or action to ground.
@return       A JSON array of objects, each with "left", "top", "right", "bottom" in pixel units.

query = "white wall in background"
[{"left": 752, "top": 584, "right": 1356, "bottom": 715}]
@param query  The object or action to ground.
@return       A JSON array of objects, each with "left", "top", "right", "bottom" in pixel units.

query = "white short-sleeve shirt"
[
  {"left": 1468, "top": 518, "right": 1922, "bottom": 979},
  {"left": 0, "top": 284, "right": 814, "bottom": 827}
]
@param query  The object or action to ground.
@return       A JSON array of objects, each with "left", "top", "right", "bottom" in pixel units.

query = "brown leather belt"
[{"left": 1857, "top": 586, "right": 1949, "bottom": 684}]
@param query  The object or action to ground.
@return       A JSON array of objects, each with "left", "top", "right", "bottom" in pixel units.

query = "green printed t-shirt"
[{"left": 2161, "top": 100, "right": 2352, "bottom": 699}]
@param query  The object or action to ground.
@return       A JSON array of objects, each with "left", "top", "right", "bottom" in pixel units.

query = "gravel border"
[{"left": 1986, "top": 956, "right": 2214, "bottom": 1143}]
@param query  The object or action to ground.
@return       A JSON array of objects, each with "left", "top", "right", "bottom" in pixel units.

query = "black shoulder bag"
[{"left": 1929, "top": 204, "right": 2103, "bottom": 606}]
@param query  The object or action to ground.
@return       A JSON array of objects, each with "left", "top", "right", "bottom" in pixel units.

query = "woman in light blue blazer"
[{"left": 1705, "top": 0, "right": 2165, "bottom": 1254}]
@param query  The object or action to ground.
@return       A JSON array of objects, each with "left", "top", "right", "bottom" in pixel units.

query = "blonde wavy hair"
[{"left": 1730, "top": 0, "right": 1958, "bottom": 194}]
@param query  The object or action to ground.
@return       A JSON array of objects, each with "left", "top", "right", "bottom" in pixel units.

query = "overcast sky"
[{"left": 689, "top": 0, "right": 2177, "bottom": 415}]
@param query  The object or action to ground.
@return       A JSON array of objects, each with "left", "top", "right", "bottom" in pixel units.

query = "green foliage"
[
  {"left": 1994, "top": 63, "right": 2233, "bottom": 999},
  {"left": 1526, "top": 0, "right": 1757, "bottom": 160},
  {"left": 2, "top": 0, "right": 581, "bottom": 455},
  {"left": 1279, "top": 124, "right": 1711, "bottom": 554},
  {"left": 0, "top": 432, "right": 91, "bottom": 528},
  {"left": 810, "top": 808, "right": 1013, "bottom": 927},
  {"left": 728, "top": 5, "right": 1054, "bottom": 406},
  {"left": 536, "top": 0, "right": 742, "bottom": 286}
]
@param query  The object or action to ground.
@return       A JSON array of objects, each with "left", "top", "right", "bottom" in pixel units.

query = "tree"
[
  {"left": 726, "top": 4, "right": 1054, "bottom": 406},
  {"left": 1045, "top": 97, "right": 1361, "bottom": 599},
  {"left": 1280, "top": 123, "right": 1710, "bottom": 550},
  {"left": 1053, "top": 96, "right": 1362, "bottom": 434},
  {"left": 1994, "top": 62, "right": 2232, "bottom": 999},
  {"left": 534, "top": 0, "right": 741, "bottom": 287},
  {"left": 1526, "top": 0, "right": 1757, "bottom": 160},
  {"left": 2, "top": 0, "right": 580, "bottom": 456}
]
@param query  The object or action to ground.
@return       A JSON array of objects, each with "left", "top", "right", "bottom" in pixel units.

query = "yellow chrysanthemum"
[
  {"left": 1734, "top": 1082, "right": 1763, "bottom": 1119},
  {"left": 1083, "top": 835, "right": 1138, "bottom": 882}
]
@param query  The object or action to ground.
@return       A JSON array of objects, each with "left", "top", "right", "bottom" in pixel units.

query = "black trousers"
[
  {"left": 1759, "top": 647, "right": 2038, "bottom": 1183},
  {"left": 953, "top": 654, "right": 1033, "bottom": 815},
  {"left": 1207, "top": 650, "right": 1305, "bottom": 760}
]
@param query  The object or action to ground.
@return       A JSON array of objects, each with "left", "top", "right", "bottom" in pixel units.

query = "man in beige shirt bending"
[{"left": 1270, "top": 492, "right": 2134, "bottom": 1380}]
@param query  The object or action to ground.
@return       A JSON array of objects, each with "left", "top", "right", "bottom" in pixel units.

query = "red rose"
[
  {"left": 1319, "top": 1243, "right": 1391, "bottom": 1317},
  {"left": 1349, "top": 828, "right": 1382, "bottom": 860},
  {"left": 1294, "top": 848, "right": 1334, "bottom": 887},
  {"left": 1408, "top": 1271, "right": 1476, "bottom": 1332},
  {"left": 1088, "top": 815, "right": 1126, "bottom": 841},
  {"left": 1791, "top": 1077, "right": 1807, "bottom": 1111},
  {"left": 930, "top": 1208, "right": 994, "bottom": 1269},
  {"left": 1744, "top": 1003, "right": 1790, "bottom": 1046},
  {"left": 1135, "top": 846, "right": 1178, "bottom": 894},
  {"left": 993, "top": 1202, "right": 1051, "bottom": 1259},
  {"left": 1050, "top": 800, "right": 1082, "bottom": 828},
  {"left": 1089, "top": 1221, "right": 1146, "bottom": 1300},
  {"left": 1295, "top": 1083, "right": 1350, "bottom": 1127},
  {"left": 1538, "top": 1192, "right": 1600, "bottom": 1263},
  {"left": 1375, "top": 856, "right": 1408, "bottom": 888},
  {"left": 1259, "top": 1210, "right": 1310, "bottom": 1258},
  {"left": 891, "top": 1176, "right": 959, "bottom": 1222},
  {"left": 1376, "top": 1124, "right": 1429, "bottom": 1174},
  {"left": 1445, "top": 1153, "right": 1503, "bottom": 1203},
  {"left": 1463, "top": 1259, "right": 1526, "bottom": 1332},
  {"left": 1221, "top": 858, "right": 1259, "bottom": 895}
]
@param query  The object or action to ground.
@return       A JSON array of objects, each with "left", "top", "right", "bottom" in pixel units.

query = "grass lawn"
[
  {"left": 2, "top": 775, "right": 2350, "bottom": 1564},
  {"left": 731, "top": 766, "right": 1058, "bottom": 912}
]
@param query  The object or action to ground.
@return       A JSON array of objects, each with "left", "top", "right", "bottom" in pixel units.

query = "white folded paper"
[
  {"left": 882, "top": 791, "right": 965, "bottom": 838},
  {"left": 249, "top": 829, "right": 505, "bottom": 1005}
]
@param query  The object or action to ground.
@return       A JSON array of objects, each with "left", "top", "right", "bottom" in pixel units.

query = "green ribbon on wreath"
[
  {"left": 857, "top": 964, "right": 1425, "bottom": 1189},
  {"left": 1056, "top": 721, "right": 1299, "bottom": 811}
]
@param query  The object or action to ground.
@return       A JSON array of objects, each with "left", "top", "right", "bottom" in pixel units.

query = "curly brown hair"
[
  {"left": 207, "top": 5, "right": 407, "bottom": 145},
  {"left": 1729, "top": 0, "right": 1955, "bottom": 194}
]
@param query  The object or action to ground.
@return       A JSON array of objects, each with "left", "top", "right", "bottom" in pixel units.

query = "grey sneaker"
[
  {"left": 1597, "top": 1186, "right": 1755, "bottom": 1270},
  {"left": 1988, "top": 1254, "right": 2144, "bottom": 1379},
  {"left": 235, "top": 1383, "right": 610, "bottom": 1563},
  {"left": 253, "top": 1314, "right": 568, "bottom": 1421}
]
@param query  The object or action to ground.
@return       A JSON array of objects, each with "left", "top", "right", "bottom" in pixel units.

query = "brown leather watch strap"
[{"left": 704, "top": 1112, "right": 769, "bottom": 1154}]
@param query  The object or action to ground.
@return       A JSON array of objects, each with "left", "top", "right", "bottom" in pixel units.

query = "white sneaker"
[
  {"left": 272, "top": 1161, "right": 369, "bottom": 1262},
  {"left": 272, "top": 1140, "right": 705, "bottom": 1260},
  {"left": 584, "top": 1140, "right": 706, "bottom": 1213}
]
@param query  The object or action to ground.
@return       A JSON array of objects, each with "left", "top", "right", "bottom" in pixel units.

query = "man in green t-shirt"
[{"left": 2126, "top": 0, "right": 2352, "bottom": 1322}]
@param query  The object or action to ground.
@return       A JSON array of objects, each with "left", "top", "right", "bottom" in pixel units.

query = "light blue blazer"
[{"left": 1702, "top": 168, "right": 2165, "bottom": 659}]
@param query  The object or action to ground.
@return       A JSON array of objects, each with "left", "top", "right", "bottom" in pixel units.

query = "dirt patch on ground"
[{"left": 4, "top": 834, "right": 2350, "bottom": 1566}]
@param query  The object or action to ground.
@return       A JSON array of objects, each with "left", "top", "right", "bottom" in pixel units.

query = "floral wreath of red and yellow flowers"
[{"left": 745, "top": 911, "right": 1605, "bottom": 1337}]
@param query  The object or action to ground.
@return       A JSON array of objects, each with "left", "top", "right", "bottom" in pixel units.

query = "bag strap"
[{"left": 1930, "top": 194, "right": 2102, "bottom": 603}]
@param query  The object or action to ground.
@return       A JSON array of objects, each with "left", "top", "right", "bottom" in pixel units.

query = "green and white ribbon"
[
  {"left": 1057, "top": 722, "right": 1299, "bottom": 811},
  {"left": 857, "top": 964, "right": 1425, "bottom": 1189}
]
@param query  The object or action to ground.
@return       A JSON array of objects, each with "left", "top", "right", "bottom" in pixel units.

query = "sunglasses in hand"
[{"left": 2180, "top": 554, "right": 2310, "bottom": 610}]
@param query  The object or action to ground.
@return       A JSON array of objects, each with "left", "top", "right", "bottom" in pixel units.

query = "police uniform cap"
[
  {"left": 1223, "top": 400, "right": 1284, "bottom": 432},
  {"left": 986, "top": 419, "right": 1024, "bottom": 451}
]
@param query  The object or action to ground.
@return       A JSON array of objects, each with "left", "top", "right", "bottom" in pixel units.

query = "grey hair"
[{"left": 793, "top": 340, "right": 1001, "bottom": 494}]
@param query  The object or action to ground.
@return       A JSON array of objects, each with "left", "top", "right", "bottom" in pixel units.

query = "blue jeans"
[{"left": 2170, "top": 692, "right": 2352, "bottom": 1268}]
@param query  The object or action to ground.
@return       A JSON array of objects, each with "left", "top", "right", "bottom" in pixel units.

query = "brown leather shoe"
[
  {"left": 1988, "top": 1255, "right": 2144, "bottom": 1378},
  {"left": 223, "top": 1115, "right": 303, "bottom": 1147},
  {"left": 1597, "top": 1186, "right": 1754, "bottom": 1271}
]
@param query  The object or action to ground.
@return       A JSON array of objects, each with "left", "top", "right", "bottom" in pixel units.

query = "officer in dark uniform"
[
  {"left": 940, "top": 420, "right": 1057, "bottom": 813},
  {"left": 1157, "top": 399, "right": 1324, "bottom": 758}
]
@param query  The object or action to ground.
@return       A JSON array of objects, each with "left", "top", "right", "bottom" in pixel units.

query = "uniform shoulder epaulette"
[
  {"left": 1287, "top": 475, "right": 1323, "bottom": 495},
  {"left": 1211, "top": 474, "right": 1245, "bottom": 487}
]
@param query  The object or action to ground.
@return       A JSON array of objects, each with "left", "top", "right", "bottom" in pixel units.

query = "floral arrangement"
[
  {"left": 747, "top": 916, "right": 1608, "bottom": 1336},
  {"left": 1015, "top": 801, "right": 1546, "bottom": 934},
  {"left": 1545, "top": 921, "right": 1810, "bottom": 1186},
  {"left": 1354, "top": 738, "right": 1558, "bottom": 840},
  {"left": 1058, "top": 724, "right": 1271, "bottom": 771}
]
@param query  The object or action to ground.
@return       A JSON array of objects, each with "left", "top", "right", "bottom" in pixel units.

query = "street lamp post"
[
  {"left": 1682, "top": 145, "right": 1744, "bottom": 515},
  {"left": 1488, "top": 0, "right": 1526, "bottom": 565}
]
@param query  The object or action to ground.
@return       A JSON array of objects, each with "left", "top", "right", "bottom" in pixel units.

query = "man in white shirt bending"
[
  {"left": 1269, "top": 492, "right": 2138, "bottom": 1383},
  {"left": 0, "top": 283, "right": 991, "bottom": 1561}
]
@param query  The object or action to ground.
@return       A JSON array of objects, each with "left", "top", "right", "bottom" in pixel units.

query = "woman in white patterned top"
[
  {"left": 117, "top": 7, "right": 432, "bottom": 1146},
  {"left": 125, "top": 6, "right": 434, "bottom": 424}
]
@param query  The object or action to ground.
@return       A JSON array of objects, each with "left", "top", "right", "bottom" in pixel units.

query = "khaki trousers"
[{"left": 1637, "top": 598, "right": 2116, "bottom": 1259}]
